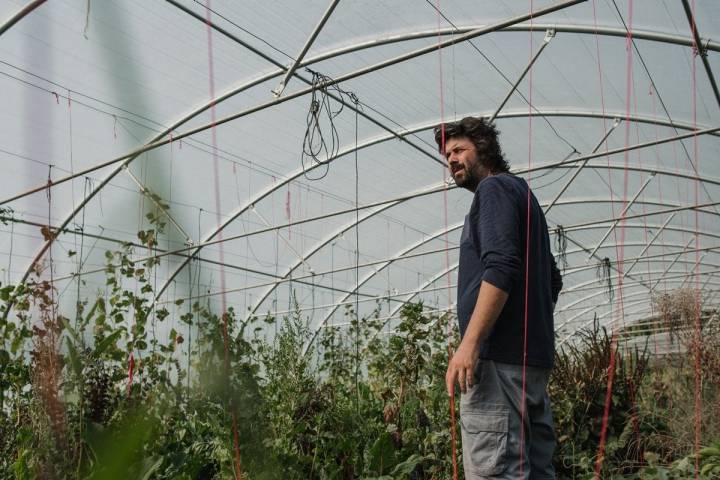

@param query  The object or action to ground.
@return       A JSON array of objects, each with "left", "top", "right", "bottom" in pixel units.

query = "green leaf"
[
  {"left": 390, "top": 453, "right": 424, "bottom": 476},
  {"left": 65, "top": 336, "right": 82, "bottom": 378},
  {"left": 139, "top": 456, "right": 163, "bottom": 480},
  {"left": 0, "top": 285, "right": 13, "bottom": 301},
  {"left": 59, "top": 316, "right": 80, "bottom": 343},
  {"left": 368, "top": 433, "right": 397, "bottom": 475},
  {"left": 94, "top": 330, "right": 123, "bottom": 358}
]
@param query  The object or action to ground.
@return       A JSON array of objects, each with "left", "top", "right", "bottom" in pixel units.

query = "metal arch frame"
[
  {"left": 386, "top": 255, "right": 720, "bottom": 328},
  {"left": 272, "top": 0, "right": 341, "bottom": 97},
  {"left": 157, "top": 218, "right": 720, "bottom": 307},
  {"left": 302, "top": 221, "right": 466, "bottom": 352},
  {"left": 680, "top": 0, "right": 720, "bottom": 108},
  {"left": 1, "top": 14, "right": 713, "bottom": 209},
  {"left": 382, "top": 284, "right": 720, "bottom": 339},
  {"left": 299, "top": 24, "right": 720, "bottom": 63},
  {"left": 6, "top": 5, "right": 720, "bottom": 208},
  {"left": 555, "top": 252, "right": 720, "bottom": 300},
  {"left": 11, "top": 13, "right": 713, "bottom": 204},
  {"left": 0, "top": 0, "right": 47, "bottom": 37},
  {"left": 558, "top": 283, "right": 720, "bottom": 347},
  {"left": 556, "top": 270, "right": 720, "bottom": 330},
  {"left": 3, "top": 0, "right": 718, "bottom": 313},
  {"left": 207, "top": 196, "right": 720, "bottom": 316},
  {"left": 146, "top": 110, "right": 719, "bottom": 309},
  {"left": 150, "top": 116, "right": 720, "bottom": 304},
  {"left": 563, "top": 281, "right": 720, "bottom": 336},
  {"left": 559, "top": 298, "right": 664, "bottom": 346},
  {"left": 241, "top": 181, "right": 454, "bottom": 323},
  {"left": 611, "top": 295, "right": 720, "bottom": 341},
  {"left": 384, "top": 261, "right": 460, "bottom": 320},
  {"left": 11, "top": 103, "right": 718, "bottom": 296},
  {"left": 155, "top": 219, "right": 720, "bottom": 306},
  {"left": 2, "top": 0, "right": 718, "bottom": 341},
  {"left": 586, "top": 173, "right": 656, "bottom": 260},
  {"left": 556, "top": 264, "right": 720, "bottom": 320},
  {"left": 558, "top": 286, "right": 720, "bottom": 347},
  {"left": 2, "top": 0, "right": 600, "bottom": 208},
  {"left": 559, "top": 253, "right": 720, "bottom": 284},
  {"left": 303, "top": 233, "right": 720, "bottom": 347},
  {"left": 357, "top": 248, "right": 720, "bottom": 341},
  {"left": 545, "top": 118, "right": 622, "bottom": 215},
  {"left": 157, "top": 194, "right": 718, "bottom": 319},
  {"left": 556, "top": 279, "right": 720, "bottom": 328},
  {"left": 560, "top": 224, "right": 720, "bottom": 253}
]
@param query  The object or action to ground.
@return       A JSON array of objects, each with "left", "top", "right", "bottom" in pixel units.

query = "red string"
[
  {"left": 519, "top": 3, "right": 534, "bottom": 477},
  {"left": 126, "top": 352, "right": 135, "bottom": 397},
  {"left": 285, "top": 187, "right": 292, "bottom": 239},
  {"left": 204, "top": 2, "right": 242, "bottom": 478},
  {"left": 434, "top": 1, "right": 458, "bottom": 477},
  {"left": 595, "top": 1, "right": 634, "bottom": 476},
  {"left": 627, "top": 60, "right": 645, "bottom": 452}
]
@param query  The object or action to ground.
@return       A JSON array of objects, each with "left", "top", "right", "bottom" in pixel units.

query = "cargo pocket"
[{"left": 460, "top": 406, "right": 509, "bottom": 476}]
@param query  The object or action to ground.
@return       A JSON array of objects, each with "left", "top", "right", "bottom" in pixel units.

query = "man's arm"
[
  {"left": 446, "top": 177, "right": 520, "bottom": 396},
  {"left": 445, "top": 280, "right": 508, "bottom": 396}
]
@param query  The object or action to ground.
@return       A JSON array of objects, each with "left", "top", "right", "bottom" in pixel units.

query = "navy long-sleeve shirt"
[{"left": 457, "top": 173, "right": 562, "bottom": 368}]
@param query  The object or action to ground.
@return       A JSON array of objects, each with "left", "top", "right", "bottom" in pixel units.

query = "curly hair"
[{"left": 433, "top": 116, "right": 510, "bottom": 173}]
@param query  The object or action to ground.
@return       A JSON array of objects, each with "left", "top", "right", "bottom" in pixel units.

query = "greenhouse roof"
[{"left": 1, "top": 0, "right": 718, "bottom": 349}]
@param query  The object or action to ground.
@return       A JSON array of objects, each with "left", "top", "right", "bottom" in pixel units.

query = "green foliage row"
[{"left": 1, "top": 217, "right": 718, "bottom": 479}]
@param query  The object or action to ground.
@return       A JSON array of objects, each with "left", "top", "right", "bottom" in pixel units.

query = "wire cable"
[{"left": 301, "top": 69, "right": 355, "bottom": 180}]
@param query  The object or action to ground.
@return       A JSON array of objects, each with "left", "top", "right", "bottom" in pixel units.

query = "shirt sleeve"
[{"left": 476, "top": 177, "right": 522, "bottom": 294}]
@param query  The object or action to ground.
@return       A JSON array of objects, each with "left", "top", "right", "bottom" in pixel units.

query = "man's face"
[{"left": 442, "top": 136, "right": 488, "bottom": 191}]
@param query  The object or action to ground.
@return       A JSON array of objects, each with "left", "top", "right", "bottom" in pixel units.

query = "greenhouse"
[{"left": 0, "top": 0, "right": 718, "bottom": 478}]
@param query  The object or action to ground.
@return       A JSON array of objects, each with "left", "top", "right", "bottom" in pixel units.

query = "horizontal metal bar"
[
  {"left": 0, "top": 0, "right": 586, "bottom": 208},
  {"left": 0, "top": 0, "right": 47, "bottom": 37}
]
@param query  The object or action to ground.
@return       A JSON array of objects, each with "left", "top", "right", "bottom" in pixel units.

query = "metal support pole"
[
  {"left": 0, "top": 0, "right": 47, "bottom": 37},
  {"left": 545, "top": 118, "right": 621, "bottom": 215},
  {"left": 527, "top": 126, "right": 720, "bottom": 176},
  {"left": 678, "top": 251, "right": 708, "bottom": 290},
  {"left": 681, "top": 0, "right": 720, "bottom": 108},
  {"left": 587, "top": 172, "right": 656, "bottom": 260},
  {"left": 622, "top": 213, "right": 676, "bottom": 279},
  {"left": 489, "top": 29, "right": 555, "bottom": 122},
  {"left": 564, "top": 234, "right": 651, "bottom": 290},
  {"left": 156, "top": 242, "right": 461, "bottom": 305},
  {"left": 251, "top": 206, "right": 315, "bottom": 274},
  {"left": 555, "top": 270, "right": 720, "bottom": 342},
  {"left": 557, "top": 259, "right": 720, "bottom": 316},
  {"left": 272, "top": 0, "right": 341, "bottom": 97},
  {"left": 122, "top": 166, "right": 193, "bottom": 245},
  {"left": 650, "top": 237, "right": 695, "bottom": 292},
  {"left": 268, "top": 282, "right": 457, "bottom": 318}
]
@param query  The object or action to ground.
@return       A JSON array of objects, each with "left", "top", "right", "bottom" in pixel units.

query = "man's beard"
[{"left": 454, "top": 162, "right": 482, "bottom": 191}]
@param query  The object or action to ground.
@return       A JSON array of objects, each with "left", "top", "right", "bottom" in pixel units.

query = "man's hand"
[
  {"left": 446, "top": 281, "right": 508, "bottom": 397},
  {"left": 445, "top": 339, "right": 481, "bottom": 397}
]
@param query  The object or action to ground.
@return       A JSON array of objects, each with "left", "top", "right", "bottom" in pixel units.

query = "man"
[{"left": 435, "top": 117, "right": 562, "bottom": 479}]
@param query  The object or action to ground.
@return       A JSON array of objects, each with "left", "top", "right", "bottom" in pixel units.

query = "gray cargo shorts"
[{"left": 460, "top": 360, "right": 556, "bottom": 480}]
